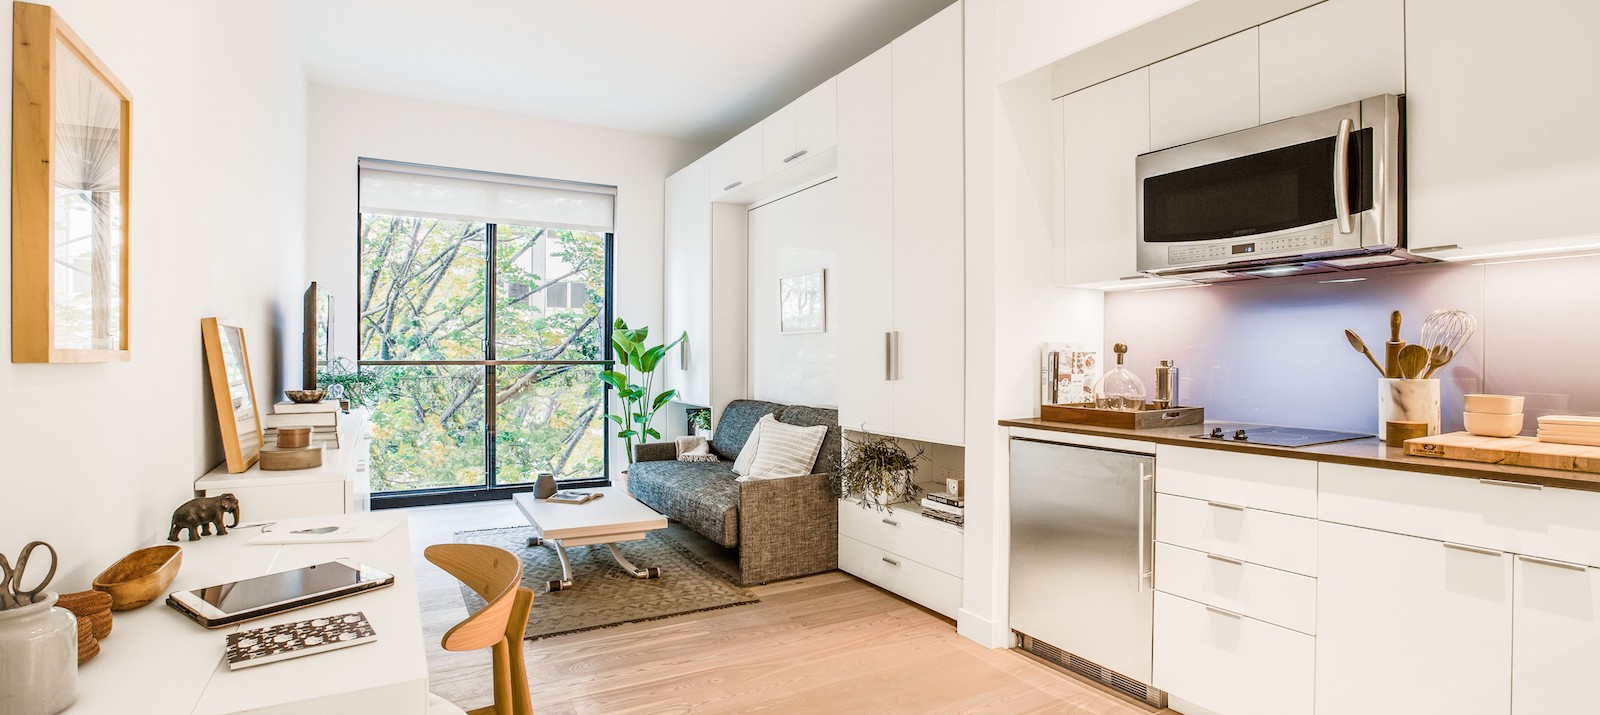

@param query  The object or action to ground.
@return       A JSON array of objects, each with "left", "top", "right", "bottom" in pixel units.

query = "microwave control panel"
[{"left": 1168, "top": 229, "right": 1335, "bottom": 265}]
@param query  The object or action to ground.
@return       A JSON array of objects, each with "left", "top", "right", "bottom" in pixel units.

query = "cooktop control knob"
[
  {"left": 1210, "top": 427, "right": 1225, "bottom": 439},
  {"left": 1234, "top": 429, "right": 1249, "bottom": 441}
]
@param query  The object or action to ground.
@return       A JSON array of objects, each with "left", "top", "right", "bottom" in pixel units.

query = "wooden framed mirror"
[
  {"left": 11, "top": 2, "right": 132, "bottom": 363},
  {"left": 202, "top": 318, "right": 264, "bottom": 473}
]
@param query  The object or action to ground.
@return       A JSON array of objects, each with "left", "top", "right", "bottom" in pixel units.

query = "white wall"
[
  {"left": 746, "top": 179, "right": 839, "bottom": 408},
  {"left": 303, "top": 85, "right": 708, "bottom": 479},
  {"left": 0, "top": 0, "right": 307, "bottom": 585}
]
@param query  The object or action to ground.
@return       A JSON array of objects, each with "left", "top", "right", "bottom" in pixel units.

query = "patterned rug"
[{"left": 452, "top": 526, "right": 759, "bottom": 641}]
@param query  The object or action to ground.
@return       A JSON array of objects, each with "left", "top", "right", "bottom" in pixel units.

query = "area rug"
[{"left": 452, "top": 526, "right": 759, "bottom": 641}]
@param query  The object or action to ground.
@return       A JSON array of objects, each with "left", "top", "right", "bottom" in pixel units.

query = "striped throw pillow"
[{"left": 742, "top": 417, "right": 827, "bottom": 480}]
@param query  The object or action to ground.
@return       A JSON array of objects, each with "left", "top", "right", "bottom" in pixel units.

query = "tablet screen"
[{"left": 187, "top": 561, "right": 374, "bottom": 615}]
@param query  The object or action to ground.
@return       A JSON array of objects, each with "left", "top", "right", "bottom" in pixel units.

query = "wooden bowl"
[
  {"left": 93, "top": 545, "right": 182, "bottom": 611},
  {"left": 284, "top": 389, "right": 327, "bottom": 404}
]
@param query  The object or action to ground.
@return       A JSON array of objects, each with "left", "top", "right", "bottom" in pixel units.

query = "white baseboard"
[
  {"left": 1168, "top": 695, "right": 1217, "bottom": 715},
  {"left": 956, "top": 608, "right": 1013, "bottom": 649}
]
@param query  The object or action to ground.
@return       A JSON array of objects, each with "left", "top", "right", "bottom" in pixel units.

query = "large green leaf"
[
  {"left": 651, "top": 389, "right": 678, "bottom": 411},
  {"left": 607, "top": 413, "right": 626, "bottom": 427},
  {"left": 644, "top": 428, "right": 661, "bottom": 439},
  {"left": 639, "top": 344, "right": 668, "bottom": 373},
  {"left": 618, "top": 429, "right": 639, "bottom": 440},
  {"left": 599, "top": 370, "right": 630, "bottom": 391}
]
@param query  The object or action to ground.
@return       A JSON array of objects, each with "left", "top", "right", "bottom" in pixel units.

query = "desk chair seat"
[{"left": 425, "top": 543, "right": 535, "bottom": 715}]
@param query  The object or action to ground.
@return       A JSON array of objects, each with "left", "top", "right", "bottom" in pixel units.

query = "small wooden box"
[
  {"left": 276, "top": 425, "right": 313, "bottom": 449},
  {"left": 1039, "top": 403, "right": 1205, "bottom": 430},
  {"left": 259, "top": 444, "right": 324, "bottom": 471}
]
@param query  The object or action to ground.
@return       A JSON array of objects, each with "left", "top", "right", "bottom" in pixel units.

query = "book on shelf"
[
  {"left": 224, "top": 612, "right": 377, "bottom": 670},
  {"left": 920, "top": 498, "right": 963, "bottom": 517},
  {"left": 920, "top": 509, "right": 963, "bottom": 527},
  {"left": 923, "top": 491, "right": 965, "bottom": 508},
  {"left": 273, "top": 400, "right": 341, "bottom": 415},
  {"left": 546, "top": 490, "right": 604, "bottom": 505},
  {"left": 264, "top": 412, "right": 339, "bottom": 429},
  {"left": 263, "top": 428, "right": 341, "bottom": 449}
]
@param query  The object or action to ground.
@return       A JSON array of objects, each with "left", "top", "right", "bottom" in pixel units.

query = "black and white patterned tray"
[{"left": 224, "top": 611, "right": 378, "bottom": 670}]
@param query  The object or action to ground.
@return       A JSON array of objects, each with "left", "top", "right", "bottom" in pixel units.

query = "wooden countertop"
[{"left": 1000, "top": 417, "right": 1600, "bottom": 493}]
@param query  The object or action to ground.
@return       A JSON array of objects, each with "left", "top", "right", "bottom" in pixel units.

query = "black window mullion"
[{"left": 485, "top": 223, "right": 498, "bottom": 490}]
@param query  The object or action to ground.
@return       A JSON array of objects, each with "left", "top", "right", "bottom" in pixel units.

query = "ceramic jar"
[
  {"left": 1379, "top": 378, "right": 1441, "bottom": 441},
  {"left": 0, "top": 591, "right": 78, "bottom": 715}
]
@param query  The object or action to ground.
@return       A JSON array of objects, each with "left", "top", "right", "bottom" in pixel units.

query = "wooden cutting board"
[{"left": 1404, "top": 432, "right": 1600, "bottom": 473}]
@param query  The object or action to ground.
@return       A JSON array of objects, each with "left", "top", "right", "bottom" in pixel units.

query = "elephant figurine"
[{"left": 168, "top": 493, "right": 241, "bottom": 542}]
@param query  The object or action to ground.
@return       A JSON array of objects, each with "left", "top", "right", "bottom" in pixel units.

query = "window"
[{"left": 356, "top": 159, "right": 615, "bottom": 501}]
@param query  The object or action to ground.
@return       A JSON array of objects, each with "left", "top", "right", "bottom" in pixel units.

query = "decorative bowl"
[
  {"left": 92, "top": 545, "right": 183, "bottom": 611},
  {"left": 284, "top": 389, "right": 327, "bottom": 404},
  {"left": 1463, "top": 394, "right": 1524, "bottom": 416},
  {"left": 1464, "top": 411, "right": 1524, "bottom": 438}
]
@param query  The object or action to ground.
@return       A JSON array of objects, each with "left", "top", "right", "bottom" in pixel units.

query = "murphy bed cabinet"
[
  {"left": 661, "top": 155, "right": 748, "bottom": 413},
  {"left": 835, "top": 1, "right": 964, "bottom": 446}
]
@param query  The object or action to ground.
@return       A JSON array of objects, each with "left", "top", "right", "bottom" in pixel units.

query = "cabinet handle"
[
  {"left": 1443, "top": 542, "right": 1504, "bottom": 557},
  {"left": 885, "top": 332, "right": 900, "bottom": 381},
  {"left": 1205, "top": 500, "right": 1246, "bottom": 511},
  {"left": 722, "top": 180, "right": 742, "bottom": 192},
  {"left": 1410, "top": 244, "right": 1461, "bottom": 254},
  {"left": 1205, "top": 605, "right": 1243, "bottom": 619},
  {"left": 1518, "top": 554, "right": 1587, "bottom": 572},
  {"left": 782, "top": 149, "right": 808, "bottom": 163},
  {"left": 680, "top": 338, "right": 689, "bottom": 371},
  {"left": 1206, "top": 553, "right": 1244, "bottom": 566},
  {"left": 1119, "top": 274, "right": 1148, "bottom": 281},
  {"left": 1478, "top": 478, "right": 1543, "bottom": 490},
  {"left": 881, "top": 557, "right": 901, "bottom": 566},
  {"left": 881, "top": 518, "right": 900, "bottom": 527},
  {"left": 1137, "top": 464, "right": 1152, "bottom": 592},
  {"left": 1333, "top": 117, "right": 1354, "bottom": 235}
]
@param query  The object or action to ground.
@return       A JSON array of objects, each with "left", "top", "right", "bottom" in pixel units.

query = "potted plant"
[
  {"left": 317, "top": 357, "right": 383, "bottom": 411},
  {"left": 830, "top": 431, "right": 924, "bottom": 512},
  {"left": 688, "top": 408, "right": 712, "bottom": 436},
  {"left": 599, "top": 319, "right": 686, "bottom": 459}
]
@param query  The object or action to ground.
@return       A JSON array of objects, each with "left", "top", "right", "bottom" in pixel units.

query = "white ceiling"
[{"left": 284, "top": 0, "right": 956, "bottom": 144}]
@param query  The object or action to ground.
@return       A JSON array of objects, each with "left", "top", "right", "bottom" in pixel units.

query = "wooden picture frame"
[
  {"left": 302, "top": 282, "right": 333, "bottom": 389},
  {"left": 202, "top": 318, "right": 264, "bottom": 473},
  {"left": 12, "top": 2, "right": 132, "bottom": 363}
]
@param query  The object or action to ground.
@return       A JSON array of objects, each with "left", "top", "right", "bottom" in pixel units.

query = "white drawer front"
[
  {"left": 1156, "top": 445, "right": 1317, "bottom": 518},
  {"left": 1155, "top": 542, "right": 1316, "bottom": 635},
  {"left": 1157, "top": 493, "right": 1317, "bottom": 576},
  {"left": 1320, "top": 463, "right": 1600, "bottom": 568},
  {"left": 1154, "top": 592, "right": 1314, "bottom": 715},
  {"left": 839, "top": 535, "right": 961, "bottom": 618},
  {"left": 839, "top": 501, "right": 963, "bottom": 577}
]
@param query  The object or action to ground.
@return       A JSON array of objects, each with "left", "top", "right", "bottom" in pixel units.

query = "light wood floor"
[{"left": 408, "top": 500, "right": 1168, "bottom": 714}]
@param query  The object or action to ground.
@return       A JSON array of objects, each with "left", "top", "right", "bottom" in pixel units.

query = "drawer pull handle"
[
  {"left": 1443, "top": 542, "right": 1504, "bottom": 557},
  {"left": 1206, "top": 554, "right": 1244, "bottom": 566},
  {"left": 1205, "top": 605, "right": 1243, "bottom": 619},
  {"left": 882, "top": 518, "right": 900, "bottom": 527},
  {"left": 881, "top": 557, "right": 901, "bottom": 566},
  {"left": 1206, "top": 500, "right": 1246, "bottom": 511},
  {"left": 782, "top": 149, "right": 809, "bottom": 163},
  {"left": 1518, "top": 555, "right": 1588, "bottom": 572},
  {"left": 1478, "top": 479, "right": 1543, "bottom": 490},
  {"left": 722, "top": 180, "right": 743, "bottom": 192}
]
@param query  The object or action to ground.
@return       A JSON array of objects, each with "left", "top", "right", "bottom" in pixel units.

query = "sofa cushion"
[
  {"left": 626, "top": 458, "right": 741, "bottom": 547},
  {"left": 775, "top": 404, "right": 841, "bottom": 474},
  {"left": 742, "top": 418, "right": 828, "bottom": 480},
  {"left": 710, "top": 399, "right": 785, "bottom": 462}
]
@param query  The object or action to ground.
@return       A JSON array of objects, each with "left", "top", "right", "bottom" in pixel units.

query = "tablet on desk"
[{"left": 167, "top": 558, "right": 394, "bottom": 629}]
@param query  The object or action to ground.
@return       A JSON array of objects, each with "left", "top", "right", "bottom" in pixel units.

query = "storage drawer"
[
  {"left": 1320, "top": 463, "right": 1600, "bottom": 568},
  {"left": 839, "top": 535, "right": 961, "bottom": 618},
  {"left": 1156, "top": 445, "right": 1317, "bottom": 518},
  {"left": 839, "top": 500, "right": 963, "bottom": 577},
  {"left": 1154, "top": 592, "right": 1314, "bottom": 715},
  {"left": 1155, "top": 542, "right": 1316, "bottom": 635},
  {"left": 1156, "top": 493, "right": 1317, "bottom": 576}
]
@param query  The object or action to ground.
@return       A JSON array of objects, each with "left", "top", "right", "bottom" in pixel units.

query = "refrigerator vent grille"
[{"left": 1017, "top": 633, "right": 1168, "bottom": 708}]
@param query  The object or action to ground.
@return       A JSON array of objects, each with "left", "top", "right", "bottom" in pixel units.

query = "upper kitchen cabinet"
[
  {"left": 1149, "top": 29, "right": 1258, "bottom": 151},
  {"left": 1258, "top": 0, "right": 1404, "bottom": 123},
  {"left": 1057, "top": 68, "right": 1149, "bottom": 287},
  {"left": 836, "top": 48, "right": 896, "bottom": 435},
  {"left": 708, "top": 124, "right": 763, "bottom": 199},
  {"left": 1406, "top": 0, "right": 1600, "bottom": 255},
  {"left": 762, "top": 78, "right": 837, "bottom": 177}
]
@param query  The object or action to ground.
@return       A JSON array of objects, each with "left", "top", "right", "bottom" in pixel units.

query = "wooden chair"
[{"left": 424, "top": 544, "right": 536, "bottom": 715}]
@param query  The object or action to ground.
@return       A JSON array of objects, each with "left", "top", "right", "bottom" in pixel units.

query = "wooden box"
[{"left": 1040, "top": 403, "right": 1205, "bottom": 430}]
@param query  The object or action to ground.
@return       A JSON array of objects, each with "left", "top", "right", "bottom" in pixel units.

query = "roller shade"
[{"left": 358, "top": 158, "right": 615, "bottom": 232}]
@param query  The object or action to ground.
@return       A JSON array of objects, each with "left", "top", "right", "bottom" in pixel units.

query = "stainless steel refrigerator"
[{"left": 1009, "top": 437, "right": 1163, "bottom": 706}]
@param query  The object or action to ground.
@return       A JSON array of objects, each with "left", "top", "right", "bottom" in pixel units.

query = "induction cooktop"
[{"left": 1186, "top": 423, "right": 1373, "bottom": 448}]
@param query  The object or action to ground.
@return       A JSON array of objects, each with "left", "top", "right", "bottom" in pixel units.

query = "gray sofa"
[{"left": 628, "top": 399, "right": 840, "bottom": 585}]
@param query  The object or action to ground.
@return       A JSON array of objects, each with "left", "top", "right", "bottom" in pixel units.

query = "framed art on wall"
[
  {"left": 779, "top": 269, "right": 826, "bottom": 335},
  {"left": 11, "top": 2, "right": 132, "bottom": 363}
]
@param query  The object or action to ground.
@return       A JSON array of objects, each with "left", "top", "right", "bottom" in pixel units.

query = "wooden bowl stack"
[
  {"left": 58, "top": 590, "right": 113, "bottom": 665},
  {"left": 261, "top": 425, "right": 324, "bottom": 470}
]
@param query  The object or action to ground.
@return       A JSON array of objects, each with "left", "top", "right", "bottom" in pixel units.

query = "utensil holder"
[
  {"left": 1379, "top": 378, "right": 1441, "bottom": 441},
  {"left": 0, "top": 592, "right": 77, "bottom": 714}
]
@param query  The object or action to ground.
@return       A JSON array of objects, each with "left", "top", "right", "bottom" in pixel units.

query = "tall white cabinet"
[
  {"left": 662, "top": 156, "right": 747, "bottom": 413},
  {"left": 835, "top": 2, "right": 965, "bottom": 446}
]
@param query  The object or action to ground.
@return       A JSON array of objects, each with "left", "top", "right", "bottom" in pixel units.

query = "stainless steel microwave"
[{"left": 1136, "top": 94, "right": 1424, "bottom": 281}]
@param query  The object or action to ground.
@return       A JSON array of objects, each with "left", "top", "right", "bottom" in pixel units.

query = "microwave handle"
[{"left": 1333, "top": 117, "right": 1354, "bottom": 235}]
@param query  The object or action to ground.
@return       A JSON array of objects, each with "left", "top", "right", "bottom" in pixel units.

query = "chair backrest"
[{"left": 425, "top": 544, "right": 535, "bottom": 715}]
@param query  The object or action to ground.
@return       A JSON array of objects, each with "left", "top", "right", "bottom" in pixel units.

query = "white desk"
[
  {"left": 68, "top": 512, "right": 428, "bottom": 714},
  {"left": 195, "top": 410, "right": 372, "bottom": 522}
]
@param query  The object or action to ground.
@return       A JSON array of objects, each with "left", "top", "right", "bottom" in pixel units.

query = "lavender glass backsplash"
[{"left": 1103, "top": 253, "right": 1600, "bottom": 435}]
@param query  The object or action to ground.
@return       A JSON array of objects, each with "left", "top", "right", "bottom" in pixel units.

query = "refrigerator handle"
[{"left": 1137, "top": 462, "right": 1153, "bottom": 592}]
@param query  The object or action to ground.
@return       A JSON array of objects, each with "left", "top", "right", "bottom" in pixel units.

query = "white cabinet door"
[
  {"left": 1316, "top": 522, "right": 1512, "bottom": 715},
  {"left": 759, "top": 101, "right": 798, "bottom": 179},
  {"left": 794, "top": 78, "right": 837, "bottom": 163},
  {"left": 889, "top": 1, "right": 964, "bottom": 446},
  {"left": 1153, "top": 592, "right": 1315, "bottom": 715},
  {"left": 835, "top": 47, "right": 896, "bottom": 435},
  {"left": 1149, "top": 29, "right": 1259, "bottom": 150},
  {"left": 663, "top": 158, "right": 712, "bottom": 406},
  {"left": 1406, "top": 0, "right": 1600, "bottom": 253},
  {"left": 1058, "top": 68, "right": 1149, "bottom": 287},
  {"left": 1258, "top": 0, "right": 1405, "bottom": 123},
  {"left": 1512, "top": 555, "right": 1600, "bottom": 715},
  {"left": 710, "top": 124, "right": 763, "bottom": 198}
]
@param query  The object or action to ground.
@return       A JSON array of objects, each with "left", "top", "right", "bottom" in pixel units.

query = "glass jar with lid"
[{"left": 1092, "top": 343, "right": 1147, "bottom": 411}]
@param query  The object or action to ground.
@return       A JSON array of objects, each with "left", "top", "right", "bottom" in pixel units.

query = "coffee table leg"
[
  {"left": 544, "top": 539, "right": 575, "bottom": 592},
  {"left": 606, "top": 543, "right": 662, "bottom": 579}
]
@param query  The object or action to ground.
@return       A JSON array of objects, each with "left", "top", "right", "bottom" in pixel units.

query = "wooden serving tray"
[
  {"left": 1404, "top": 432, "right": 1600, "bottom": 474},
  {"left": 260, "top": 444, "right": 325, "bottom": 471},
  {"left": 1040, "top": 403, "right": 1204, "bottom": 430}
]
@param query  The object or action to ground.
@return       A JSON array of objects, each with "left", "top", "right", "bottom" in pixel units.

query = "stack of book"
[
  {"left": 919, "top": 491, "right": 964, "bottom": 528},
  {"left": 264, "top": 401, "right": 341, "bottom": 449}
]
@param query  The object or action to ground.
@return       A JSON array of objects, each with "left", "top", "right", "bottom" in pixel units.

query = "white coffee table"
[{"left": 512, "top": 487, "right": 669, "bottom": 592}]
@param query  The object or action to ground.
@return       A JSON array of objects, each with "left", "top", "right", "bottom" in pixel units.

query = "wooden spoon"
[
  {"left": 1385, "top": 310, "right": 1405, "bottom": 378},
  {"left": 1422, "top": 344, "right": 1452, "bottom": 379},
  {"left": 1344, "top": 329, "right": 1385, "bottom": 375},
  {"left": 1398, "top": 344, "right": 1430, "bottom": 379}
]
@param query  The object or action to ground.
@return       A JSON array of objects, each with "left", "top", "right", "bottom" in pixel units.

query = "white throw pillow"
[
  {"left": 741, "top": 417, "right": 827, "bottom": 480},
  {"left": 731, "top": 414, "right": 771, "bottom": 477}
]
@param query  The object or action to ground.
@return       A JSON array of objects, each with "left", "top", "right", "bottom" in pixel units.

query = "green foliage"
[
  {"left": 830, "top": 432, "right": 924, "bottom": 513},
  {"left": 317, "top": 357, "right": 386, "bottom": 409},
  {"left": 603, "top": 318, "right": 685, "bottom": 459},
  {"left": 689, "top": 408, "right": 712, "bottom": 432}
]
